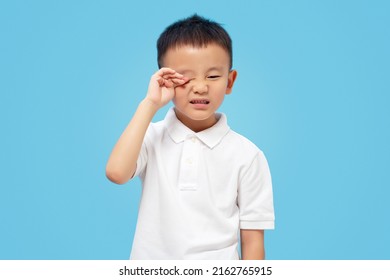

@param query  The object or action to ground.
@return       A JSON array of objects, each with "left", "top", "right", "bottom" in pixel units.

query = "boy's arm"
[
  {"left": 105, "top": 68, "right": 187, "bottom": 184},
  {"left": 240, "top": 229, "right": 265, "bottom": 260}
]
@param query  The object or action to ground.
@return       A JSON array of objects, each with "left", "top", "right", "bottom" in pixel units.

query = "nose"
[{"left": 192, "top": 80, "right": 208, "bottom": 94}]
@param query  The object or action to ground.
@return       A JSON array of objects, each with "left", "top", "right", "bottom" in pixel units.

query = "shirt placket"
[{"left": 178, "top": 135, "right": 200, "bottom": 191}]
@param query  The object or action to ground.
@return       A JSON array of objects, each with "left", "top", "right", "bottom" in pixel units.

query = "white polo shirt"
[{"left": 130, "top": 108, "right": 274, "bottom": 260}]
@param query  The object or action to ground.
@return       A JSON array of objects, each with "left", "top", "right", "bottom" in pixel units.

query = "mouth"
[{"left": 190, "top": 99, "right": 210, "bottom": 104}]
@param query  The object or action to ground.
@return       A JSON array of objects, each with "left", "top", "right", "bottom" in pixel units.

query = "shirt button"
[
  {"left": 186, "top": 158, "right": 193, "bottom": 164},
  {"left": 191, "top": 137, "right": 196, "bottom": 143}
]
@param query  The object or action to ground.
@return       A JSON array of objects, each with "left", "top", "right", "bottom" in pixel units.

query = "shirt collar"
[{"left": 164, "top": 107, "right": 230, "bottom": 149}]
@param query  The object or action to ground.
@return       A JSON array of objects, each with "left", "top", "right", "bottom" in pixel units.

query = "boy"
[{"left": 106, "top": 14, "right": 274, "bottom": 260}]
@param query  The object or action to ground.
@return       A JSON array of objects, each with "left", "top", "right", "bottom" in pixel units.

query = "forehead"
[{"left": 162, "top": 43, "right": 230, "bottom": 72}]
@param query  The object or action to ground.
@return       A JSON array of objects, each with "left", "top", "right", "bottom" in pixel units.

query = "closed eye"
[{"left": 207, "top": 75, "right": 221, "bottom": 79}]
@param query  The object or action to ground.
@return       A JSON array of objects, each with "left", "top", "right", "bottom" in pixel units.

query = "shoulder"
[
  {"left": 142, "top": 119, "right": 167, "bottom": 146},
  {"left": 145, "top": 119, "right": 165, "bottom": 136},
  {"left": 225, "top": 129, "right": 264, "bottom": 157},
  {"left": 216, "top": 128, "right": 268, "bottom": 172}
]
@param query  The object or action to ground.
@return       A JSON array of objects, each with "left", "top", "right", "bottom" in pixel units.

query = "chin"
[{"left": 187, "top": 111, "right": 215, "bottom": 120}]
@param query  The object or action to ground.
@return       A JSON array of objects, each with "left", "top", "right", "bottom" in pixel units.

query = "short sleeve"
[
  {"left": 238, "top": 151, "right": 275, "bottom": 230},
  {"left": 133, "top": 137, "right": 148, "bottom": 179}
]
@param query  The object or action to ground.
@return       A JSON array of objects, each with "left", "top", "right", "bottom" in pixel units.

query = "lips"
[{"left": 190, "top": 99, "right": 210, "bottom": 104}]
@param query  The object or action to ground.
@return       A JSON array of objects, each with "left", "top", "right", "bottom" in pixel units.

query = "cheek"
[
  {"left": 173, "top": 89, "right": 187, "bottom": 103},
  {"left": 213, "top": 82, "right": 229, "bottom": 94},
  {"left": 174, "top": 87, "right": 186, "bottom": 97}
]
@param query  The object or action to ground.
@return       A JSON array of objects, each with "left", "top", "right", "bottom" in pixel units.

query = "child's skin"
[{"left": 106, "top": 43, "right": 265, "bottom": 259}]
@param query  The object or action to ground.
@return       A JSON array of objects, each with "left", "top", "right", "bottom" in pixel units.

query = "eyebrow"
[
  {"left": 206, "top": 67, "right": 224, "bottom": 72},
  {"left": 176, "top": 69, "right": 194, "bottom": 75},
  {"left": 177, "top": 67, "right": 224, "bottom": 75}
]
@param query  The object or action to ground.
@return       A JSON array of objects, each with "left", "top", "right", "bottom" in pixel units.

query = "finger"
[
  {"left": 157, "top": 78, "right": 165, "bottom": 87},
  {"left": 163, "top": 79, "right": 174, "bottom": 88},
  {"left": 153, "top": 69, "right": 175, "bottom": 80},
  {"left": 159, "top": 67, "right": 175, "bottom": 73},
  {"left": 162, "top": 73, "right": 184, "bottom": 80},
  {"left": 157, "top": 67, "right": 183, "bottom": 77},
  {"left": 171, "top": 78, "right": 187, "bottom": 84},
  {"left": 157, "top": 78, "right": 175, "bottom": 88}
]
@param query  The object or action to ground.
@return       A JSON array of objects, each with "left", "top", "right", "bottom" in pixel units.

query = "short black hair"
[{"left": 157, "top": 14, "right": 232, "bottom": 69}]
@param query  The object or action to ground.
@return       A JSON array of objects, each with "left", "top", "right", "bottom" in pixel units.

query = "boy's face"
[{"left": 162, "top": 44, "right": 237, "bottom": 132}]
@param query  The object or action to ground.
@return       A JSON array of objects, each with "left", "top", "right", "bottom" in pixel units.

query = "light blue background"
[{"left": 1, "top": 0, "right": 389, "bottom": 259}]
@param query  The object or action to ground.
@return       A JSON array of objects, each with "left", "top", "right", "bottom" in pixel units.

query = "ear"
[{"left": 226, "top": 70, "right": 238, "bottom": 95}]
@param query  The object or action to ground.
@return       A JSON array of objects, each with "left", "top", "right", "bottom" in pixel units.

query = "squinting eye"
[{"left": 208, "top": 75, "right": 220, "bottom": 79}]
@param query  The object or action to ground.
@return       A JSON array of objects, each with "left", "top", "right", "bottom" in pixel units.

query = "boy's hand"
[{"left": 145, "top": 67, "right": 188, "bottom": 109}]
